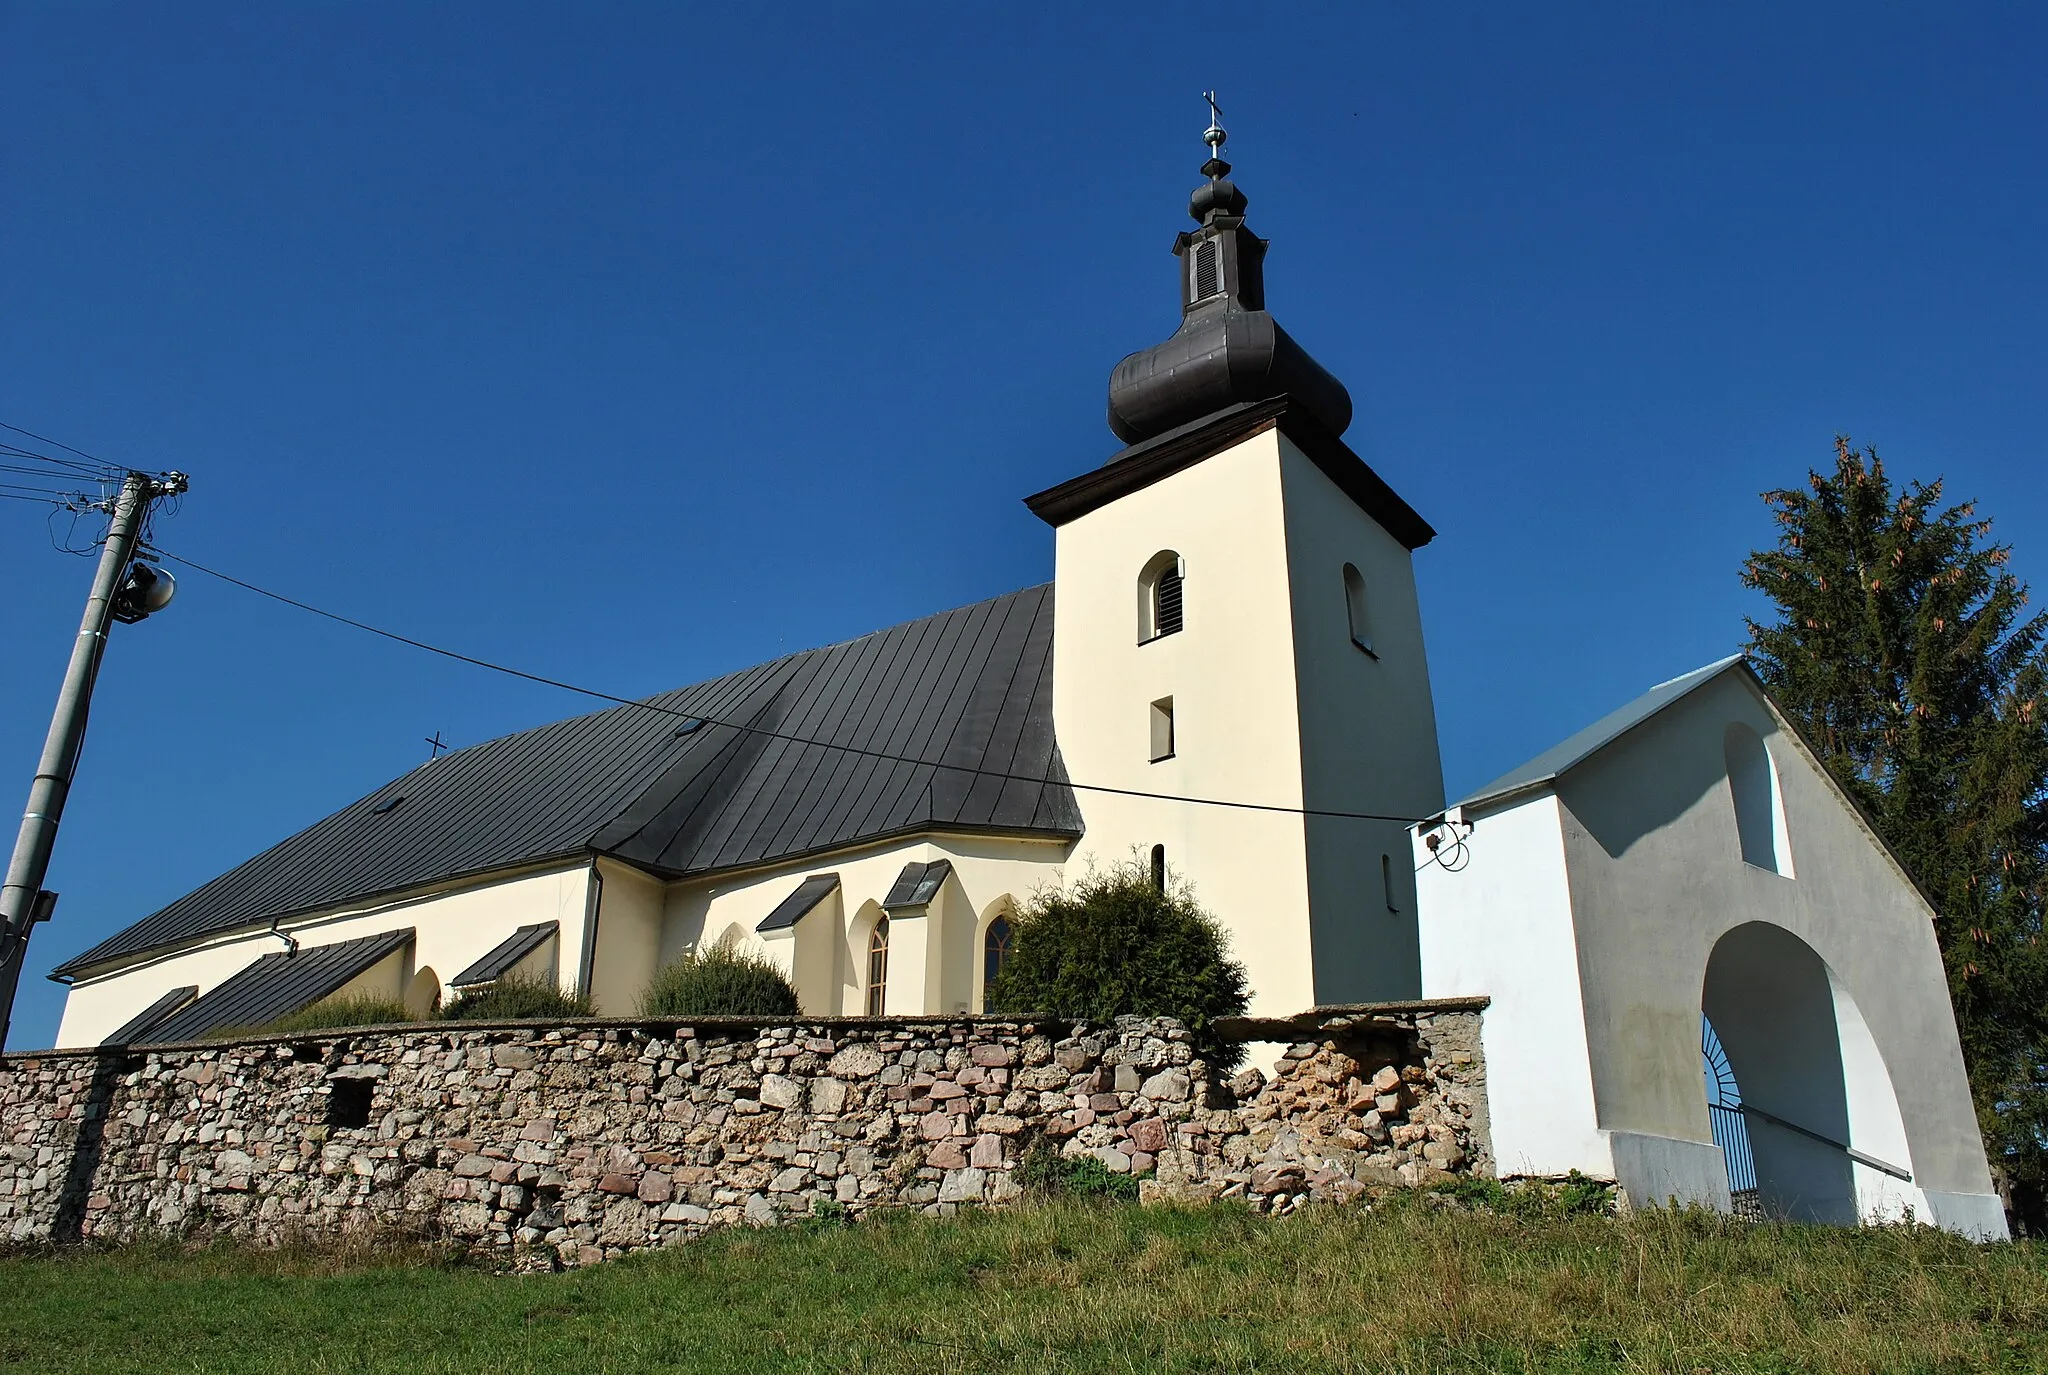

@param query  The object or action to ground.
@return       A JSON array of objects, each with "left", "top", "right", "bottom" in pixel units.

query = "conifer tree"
[{"left": 1743, "top": 438, "right": 2048, "bottom": 1205}]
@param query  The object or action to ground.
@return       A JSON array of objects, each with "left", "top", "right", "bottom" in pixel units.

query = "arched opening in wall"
[
  {"left": 1343, "top": 563, "right": 1374, "bottom": 654},
  {"left": 865, "top": 913, "right": 890, "bottom": 1016},
  {"left": 715, "top": 921, "right": 750, "bottom": 953},
  {"left": 1150, "top": 844, "right": 1167, "bottom": 892},
  {"left": 978, "top": 901, "right": 1015, "bottom": 1011},
  {"left": 1724, "top": 723, "right": 1794, "bottom": 876},
  {"left": 404, "top": 967, "right": 441, "bottom": 1018},
  {"left": 1701, "top": 922, "right": 1921, "bottom": 1226},
  {"left": 1137, "top": 551, "right": 1185, "bottom": 643}
]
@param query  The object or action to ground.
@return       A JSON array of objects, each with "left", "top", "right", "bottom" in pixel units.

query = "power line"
[
  {"left": 0, "top": 422, "right": 121, "bottom": 472},
  {"left": 154, "top": 548, "right": 1430, "bottom": 827}
]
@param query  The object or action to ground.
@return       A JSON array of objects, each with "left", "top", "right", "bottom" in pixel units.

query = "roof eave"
[{"left": 1024, "top": 397, "right": 1435, "bottom": 549}]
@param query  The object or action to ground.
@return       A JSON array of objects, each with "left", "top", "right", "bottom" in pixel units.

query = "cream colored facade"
[
  {"left": 1049, "top": 426, "right": 1442, "bottom": 1015},
  {"left": 54, "top": 421, "right": 1444, "bottom": 1045},
  {"left": 55, "top": 863, "right": 594, "bottom": 1048}
]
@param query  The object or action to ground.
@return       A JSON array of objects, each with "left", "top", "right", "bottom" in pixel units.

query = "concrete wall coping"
[{"left": 7, "top": 1000, "right": 1488, "bottom": 1065}]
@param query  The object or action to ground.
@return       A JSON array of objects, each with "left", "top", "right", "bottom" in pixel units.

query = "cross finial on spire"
[{"left": 1200, "top": 91, "right": 1231, "bottom": 179}]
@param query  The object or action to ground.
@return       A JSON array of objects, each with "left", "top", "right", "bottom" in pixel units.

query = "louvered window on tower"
[
  {"left": 1139, "top": 551, "right": 1186, "bottom": 642},
  {"left": 1190, "top": 239, "right": 1220, "bottom": 303},
  {"left": 1156, "top": 566, "right": 1184, "bottom": 636}
]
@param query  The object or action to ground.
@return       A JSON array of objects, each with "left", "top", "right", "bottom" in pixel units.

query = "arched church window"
[
  {"left": 1723, "top": 723, "right": 1794, "bottom": 877},
  {"left": 865, "top": 914, "right": 890, "bottom": 1016},
  {"left": 1138, "top": 551, "right": 1185, "bottom": 643},
  {"left": 1150, "top": 844, "right": 1167, "bottom": 892},
  {"left": 1343, "top": 563, "right": 1374, "bottom": 655},
  {"left": 983, "top": 915, "right": 1012, "bottom": 991}
]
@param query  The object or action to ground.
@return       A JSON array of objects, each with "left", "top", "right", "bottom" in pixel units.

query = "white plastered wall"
[
  {"left": 54, "top": 863, "right": 594, "bottom": 1047},
  {"left": 1416, "top": 794, "right": 1610, "bottom": 1180},
  {"left": 1429, "top": 670, "right": 2002, "bottom": 1236}
]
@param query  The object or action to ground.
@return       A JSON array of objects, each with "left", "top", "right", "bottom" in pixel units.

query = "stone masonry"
[{"left": 0, "top": 1001, "right": 1487, "bottom": 1267}]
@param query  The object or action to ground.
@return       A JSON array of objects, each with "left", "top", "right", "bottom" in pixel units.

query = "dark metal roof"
[
  {"left": 883, "top": 859, "right": 952, "bottom": 908},
  {"left": 755, "top": 874, "right": 840, "bottom": 933},
  {"left": 1457, "top": 656, "right": 1746, "bottom": 809},
  {"left": 1026, "top": 398, "right": 1435, "bottom": 551},
  {"left": 142, "top": 928, "right": 416, "bottom": 1043},
  {"left": 58, "top": 585, "right": 1081, "bottom": 978},
  {"left": 449, "top": 922, "right": 559, "bottom": 987},
  {"left": 101, "top": 985, "right": 197, "bottom": 1046},
  {"left": 1106, "top": 160, "right": 1352, "bottom": 444}
]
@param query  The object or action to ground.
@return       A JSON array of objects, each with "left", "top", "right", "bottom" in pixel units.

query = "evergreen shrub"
[
  {"left": 256, "top": 995, "right": 415, "bottom": 1036},
  {"left": 439, "top": 972, "right": 592, "bottom": 1021},
  {"left": 984, "top": 856, "right": 1251, "bottom": 1070},
  {"left": 640, "top": 939, "right": 800, "bottom": 1018}
]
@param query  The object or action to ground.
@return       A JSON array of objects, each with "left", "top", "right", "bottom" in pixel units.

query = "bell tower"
[{"left": 1028, "top": 99, "right": 1446, "bottom": 1014}]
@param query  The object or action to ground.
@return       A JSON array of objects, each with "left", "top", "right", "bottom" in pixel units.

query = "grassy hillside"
[{"left": 0, "top": 1198, "right": 2040, "bottom": 1374}]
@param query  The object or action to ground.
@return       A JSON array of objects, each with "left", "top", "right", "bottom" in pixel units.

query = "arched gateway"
[{"left": 1703, "top": 923, "right": 1921, "bottom": 1225}]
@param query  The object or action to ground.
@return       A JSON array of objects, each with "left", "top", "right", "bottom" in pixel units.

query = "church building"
[{"left": 46, "top": 116, "right": 2007, "bottom": 1238}]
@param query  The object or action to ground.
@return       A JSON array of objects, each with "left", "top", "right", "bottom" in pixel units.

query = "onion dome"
[{"left": 1106, "top": 101, "right": 1353, "bottom": 445}]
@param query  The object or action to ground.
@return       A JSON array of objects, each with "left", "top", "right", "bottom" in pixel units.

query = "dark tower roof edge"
[{"left": 1105, "top": 96, "right": 1354, "bottom": 445}]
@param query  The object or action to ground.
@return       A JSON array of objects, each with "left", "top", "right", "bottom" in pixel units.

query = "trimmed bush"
[
  {"left": 257, "top": 995, "right": 415, "bottom": 1036},
  {"left": 439, "top": 972, "right": 592, "bottom": 1021},
  {"left": 985, "top": 856, "right": 1251, "bottom": 1070},
  {"left": 639, "top": 939, "right": 799, "bottom": 1018}
]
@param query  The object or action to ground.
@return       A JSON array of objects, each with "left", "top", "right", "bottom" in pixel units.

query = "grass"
[{"left": 0, "top": 1198, "right": 2040, "bottom": 1373}]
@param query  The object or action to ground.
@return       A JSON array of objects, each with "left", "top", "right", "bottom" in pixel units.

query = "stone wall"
[{"left": 0, "top": 1001, "right": 1488, "bottom": 1266}]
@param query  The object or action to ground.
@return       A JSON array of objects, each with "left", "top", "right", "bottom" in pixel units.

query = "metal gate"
[{"left": 1703, "top": 1018, "right": 1761, "bottom": 1217}]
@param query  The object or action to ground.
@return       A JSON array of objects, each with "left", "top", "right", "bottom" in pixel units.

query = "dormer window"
[
  {"left": 1139, "top": 551, "right": 1185, "bottom": 642},
  {"left": 1188, "top": 238, "right": 1221, "bottom": 304}
]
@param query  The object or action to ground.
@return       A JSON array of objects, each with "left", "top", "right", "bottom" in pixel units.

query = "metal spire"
[{"left": 1201, "top": 91, "right": 1230, "bottom": 178}]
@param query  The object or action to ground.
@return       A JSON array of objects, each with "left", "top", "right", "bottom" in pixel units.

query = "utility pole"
[{"left": 0, "top": 470, "right": 187, "bottom": 1047}]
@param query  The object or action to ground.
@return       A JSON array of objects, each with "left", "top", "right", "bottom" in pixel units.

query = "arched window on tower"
[
  {"left": 1138, "top": 551, "right": 1185, "bottom": 643},
  {"left": 865, "top": 914, "right": 890, "bottom": 1015},
  {"left": 1150, "top": 844, "right": 1167, "bottom": 892},
  {"left": 1343, "top": 563, "right": 1374, "bottom": 655},
  {"left": 1723, "top": 723, "right": 1794, "bottom": 877}
]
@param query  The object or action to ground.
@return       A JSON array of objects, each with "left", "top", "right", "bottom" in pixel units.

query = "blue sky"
[{"left": 3, "top": 4, "right": 2044, "bottom": 1048}]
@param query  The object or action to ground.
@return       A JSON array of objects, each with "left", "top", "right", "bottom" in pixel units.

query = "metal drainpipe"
[{"left": 576, "top": 859, "right": 604, "bottom": 1002}]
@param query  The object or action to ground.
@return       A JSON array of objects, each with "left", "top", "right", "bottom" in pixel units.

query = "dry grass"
[{"left": 0, "top": 1196, "right": 2039, "bottom": 1373}]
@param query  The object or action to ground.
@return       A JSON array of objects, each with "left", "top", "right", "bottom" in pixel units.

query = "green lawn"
[{"left": 0, "top": 1199, "right": 2040, "bottom": 1374}]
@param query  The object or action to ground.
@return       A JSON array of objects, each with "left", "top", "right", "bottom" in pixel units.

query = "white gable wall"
[{"left": 1551, "top": 671, "right": 2000, "bottom": 1235}]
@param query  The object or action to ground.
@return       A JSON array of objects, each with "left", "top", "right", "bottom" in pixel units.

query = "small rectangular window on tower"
[{"left": 1149, "top": 697, "right": 1175, "bottom": 762}]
